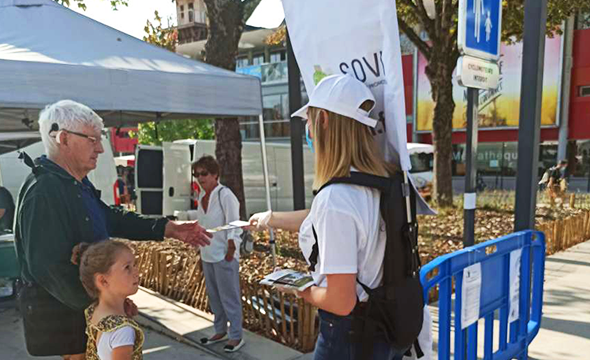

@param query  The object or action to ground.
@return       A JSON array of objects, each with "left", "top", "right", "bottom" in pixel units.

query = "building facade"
[{"left": 113, "top": 5, "right": 590, "bottom": 191}]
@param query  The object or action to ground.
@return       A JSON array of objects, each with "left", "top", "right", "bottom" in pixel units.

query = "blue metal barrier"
[{"left": 420, "top": 231, "right": 546, "bottom": 360}]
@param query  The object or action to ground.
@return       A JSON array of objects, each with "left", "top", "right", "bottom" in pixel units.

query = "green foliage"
[
  {"left": 143, "top": 10, "right": 178, "bottom": 52},
  {"left": 503, "top": 0, "right": 590, "bottom": 43},
  {"left": 397, "top": 0, "right": 590, "bottom": 59},
  {"left": 131, "top": 119, "right": 215, "bottom": 146},
  {"left": 53, "top": 0, "right": 129, "bottom": 11}
]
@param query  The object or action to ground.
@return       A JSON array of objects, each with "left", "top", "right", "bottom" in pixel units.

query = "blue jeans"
[{"left": 313, "top": 309, "right": 405, "bottom": 360}]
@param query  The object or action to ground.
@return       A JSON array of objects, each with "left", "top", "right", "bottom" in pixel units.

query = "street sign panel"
[
  {"left": 457, "top": 55, "right": 500, "bottom": 90},
  {"left": 458, "top": 0, "right": 503, "bottom": 61}
]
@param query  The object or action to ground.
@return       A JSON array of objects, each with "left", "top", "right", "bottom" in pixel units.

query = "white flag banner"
[
  {"left": 282, "top": 0, "right": 435, "bottom": 215},
  {"left": 282, "top": 0, "right": 410, "bottom": 170}
]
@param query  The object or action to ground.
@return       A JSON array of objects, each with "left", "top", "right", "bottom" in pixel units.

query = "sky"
[
  {"left": 70, "top": 0, "right": 178, "bottom": 39},
  {"left": 71, "top": 0, "right": 284, "bottom": 40}
]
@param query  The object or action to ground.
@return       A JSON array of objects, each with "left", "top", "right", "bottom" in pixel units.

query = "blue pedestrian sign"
[{"left": 458, "top": 0, "right": 503, "bottom": 61}]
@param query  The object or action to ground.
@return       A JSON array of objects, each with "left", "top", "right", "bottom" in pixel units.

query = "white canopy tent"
[
  {"left": 0, "top": 1, "right": 276, "bottom": 261},
  {"left": 0, "top": 132, "right": 41, "bottom": 155},
  {"left": 0, "top": 0, "right": 263, "bottom": 129}
]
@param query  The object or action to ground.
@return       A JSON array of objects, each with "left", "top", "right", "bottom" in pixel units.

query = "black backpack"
[{"left": 310, "top": 171, "right": 424, "bottom": 358}]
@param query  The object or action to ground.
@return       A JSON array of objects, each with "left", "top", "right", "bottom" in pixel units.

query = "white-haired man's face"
[{"left": 57, "top": 124, "right": 104, "bottom": 176}]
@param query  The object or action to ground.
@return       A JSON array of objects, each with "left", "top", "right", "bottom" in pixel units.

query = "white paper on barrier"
[
  {"left": 461, "top": 263, "right": 482, "bottom": 329},
  {"left": 508, "top": 248, "right": 522, "bottom": 323}
]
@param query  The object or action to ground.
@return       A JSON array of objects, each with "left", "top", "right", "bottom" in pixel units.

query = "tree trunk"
[
  {"left": 203, "top": 0, "right": 247, "bottom": 219},
  {"left": 215, "top": 118, "right": 247, "bottom": 219},
  {"left": 425, "top": 52, "right": 458, "bottom": 208}
]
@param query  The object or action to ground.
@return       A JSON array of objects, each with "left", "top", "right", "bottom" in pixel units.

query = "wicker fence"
[
  {"left": 128, "top": 241, "right": 318, "bottom": 352},
  {"left": 537, "top": 210, "right": 590, "bottom": 255},
  {"left": 127, "top": 210, "right": 590, "bottom": 352}
]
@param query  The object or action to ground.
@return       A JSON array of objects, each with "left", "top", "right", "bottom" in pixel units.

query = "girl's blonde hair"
[
  {"left": 74, "top": 240, "right": 133, "bottom": 300},
  {"left": 308, "top": 101, "right": 397, "bottom": 189}
]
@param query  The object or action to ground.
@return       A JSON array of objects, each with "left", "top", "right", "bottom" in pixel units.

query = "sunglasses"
[{"left": 193, "top": 171, "right": 209, "bottom": 177}]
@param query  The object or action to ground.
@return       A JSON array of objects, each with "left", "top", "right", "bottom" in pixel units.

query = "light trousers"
[{"left": 202, "top": 259, "right": 243, "bottom": 340}]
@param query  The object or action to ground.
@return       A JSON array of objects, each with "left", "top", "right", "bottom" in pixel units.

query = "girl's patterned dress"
[{"left": 84, "top": 303, "right": 144, "bottom": 360}]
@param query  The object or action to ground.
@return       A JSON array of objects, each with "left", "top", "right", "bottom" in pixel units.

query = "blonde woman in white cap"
[{"left": 249, "top": 74, "right": 405, "bottom": 360}]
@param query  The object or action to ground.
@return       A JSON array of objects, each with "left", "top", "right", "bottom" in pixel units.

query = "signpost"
[
  {"left": 457, "top": 0, "right": 503, "bottom": 247},
  {"left": 514, "top": 0, "right": 548, "bottom": 231},
  {"left": 286, "top": 31, "right": 306, "bottom": 211}
]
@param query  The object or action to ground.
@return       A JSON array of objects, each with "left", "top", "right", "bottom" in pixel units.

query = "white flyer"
[
  {"left": 508, "top": 249, "right": 522, "bottom": 323},
  {"left": 461, "top": 263, "right": 482, "bottom": 329}
]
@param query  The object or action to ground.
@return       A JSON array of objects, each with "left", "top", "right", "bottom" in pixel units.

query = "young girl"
[{"left": 72, "top": 240, "right": 144, "bottom": 360}]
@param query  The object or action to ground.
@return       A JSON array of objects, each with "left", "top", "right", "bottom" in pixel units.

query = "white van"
[
  {"left": 407, "top": 143, "right": 434, "bottom": 188},
  {"left": 0, "top": 137, "right": 118, "bottom": 205},
  {"left": 134, "top": 139, "right": 433, "bottom": 217}
]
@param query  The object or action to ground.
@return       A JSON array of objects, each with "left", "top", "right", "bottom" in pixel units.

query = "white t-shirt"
[
  {"left": 196, "top": 184, "right": 242, "bottom": 263},
  {"left": 298, "top": 182, "right": 386, "bottom": 302},
  {"left": 97, "top": 326, "right": 135, "bottom": 360}
]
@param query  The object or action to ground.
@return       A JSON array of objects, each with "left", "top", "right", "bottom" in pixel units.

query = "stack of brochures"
[{"left": 260, "top": 269, "right": 315, "bottom": 292}]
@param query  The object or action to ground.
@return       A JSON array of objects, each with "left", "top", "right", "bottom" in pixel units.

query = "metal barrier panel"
[{"left": 420, "top": 230, "right": 546, "bottom": 360}]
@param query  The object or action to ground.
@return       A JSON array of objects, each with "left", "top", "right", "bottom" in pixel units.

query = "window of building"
[
  {"left": 450, "top": 142, "right": 564, "bottom": 189},
  {"left": 236, "top": 57, "right": 250, "bottom": 68},
  {"left": 270, "top": 51, "right": 286, "bottom": 63},
  {"left": 261, "top": 94, "right": 290, "bottom": 138},
  {"left": 194, "top": 1, "right": 206, "bottom": 23},
  {"left": 179, "top": 5, "right": 185, "bottom": 21},
  {"left": 252, "top": 54, "right": 265, "bottom": 66},
  {"left": 580, "top": 85, "right": 590, "bottom": 97},
  {"left": 188, "top": 3, "right": 195, "bottom": 23},
  {"left": 576, "top": 12, "right": 590, "bottom": 30},
  {"left": 263, "top": 95, "right": 283, "bottom": 121}
]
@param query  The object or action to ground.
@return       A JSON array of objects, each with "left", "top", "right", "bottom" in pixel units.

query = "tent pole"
[{"left": 258, "top": 114, "right": 277, "bottom": 268}]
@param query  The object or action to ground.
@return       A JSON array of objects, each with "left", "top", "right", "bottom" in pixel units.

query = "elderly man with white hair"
[{"left": 14, "top": 100, "right": 212, "bottom": 360}]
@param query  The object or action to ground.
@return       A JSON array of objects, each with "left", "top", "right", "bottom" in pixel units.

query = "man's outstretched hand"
[{"left": 165, "top": 220, "right": 212, "bottom": 247}]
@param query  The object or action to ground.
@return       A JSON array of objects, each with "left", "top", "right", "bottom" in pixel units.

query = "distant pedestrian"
[{"left": 547, "top": 160, "right": 568, "bottom": 208}]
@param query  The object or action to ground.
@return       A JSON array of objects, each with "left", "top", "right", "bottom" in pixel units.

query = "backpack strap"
[
  {"left": 318, "top": 172, "right": 391, "bottom": 194},
  {"left": 19, "top": 151, "right": 39, "bottom": 174},
  {"left": 308, "top": 225, "right": 320, "bottom": 272},
  {"left": 217, "top": 186, "right": 227, "bottom": 224}
]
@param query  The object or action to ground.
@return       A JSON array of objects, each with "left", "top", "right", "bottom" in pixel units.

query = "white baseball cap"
[{"left": 292, "top": 74, "right": 377, "bottom": 128}]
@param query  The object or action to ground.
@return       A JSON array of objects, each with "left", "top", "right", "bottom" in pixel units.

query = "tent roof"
[
  {"left": 0, "top": 131, "right": 41, "bottom": 155},
  {"left": 0, "top": 0, "right": 262, "bottom": 132}
]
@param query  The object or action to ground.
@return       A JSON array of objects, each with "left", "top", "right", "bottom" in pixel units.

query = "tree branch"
[
  {"left": 434, "top": 0, "right": 443, "bottom": 36},
  {"left": 398, "top": 0, "right": 437, "bottom": 42},
  {"left": 398, "top": 17, "right": 432, "bottom": 60},
  {"left": 440, "top": 0, "right": 454, "bottom": 36}
]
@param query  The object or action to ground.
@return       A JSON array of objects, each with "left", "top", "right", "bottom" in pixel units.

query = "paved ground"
[
  {"left": 2, "top": 239, "right": 589, "bottom": 360},
  {"left": 0, "top": 299, "right": 221, "bottom": 360},
  {"left": 526, "top": 240, "right": 590, "bottom": 359},
  {"left": 130, "top": 287, "right": 306, "bottom": 360},
  {"left": 425, "top": 239, "right": 590, "bottom": 359}
]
